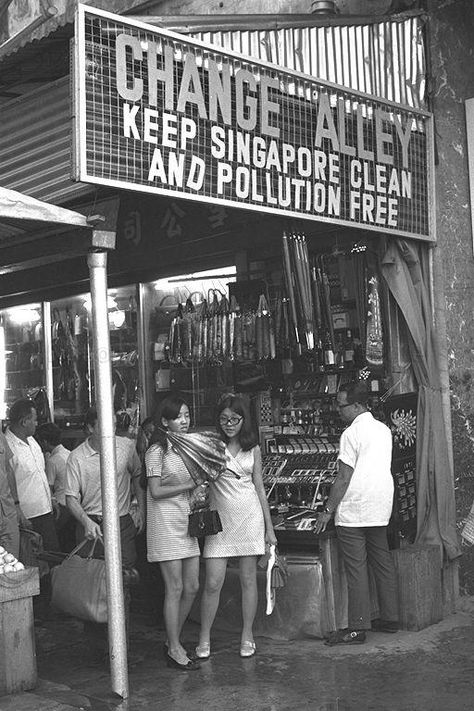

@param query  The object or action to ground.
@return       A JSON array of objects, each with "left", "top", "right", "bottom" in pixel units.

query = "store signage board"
[{"left": 73, "top": 5, "right": 434, "bottom": 241}]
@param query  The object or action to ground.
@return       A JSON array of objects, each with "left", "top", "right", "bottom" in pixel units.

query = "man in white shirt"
[
  {"left": 5, "top": 398, "right": 59, "bottom": 553},
  {"left": 314, "top": 381, "right": 399, "bottom": 645}
]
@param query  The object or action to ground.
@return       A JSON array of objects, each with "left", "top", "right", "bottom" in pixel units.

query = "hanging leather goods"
[
  {"left": 206, "top": 290, "right": 215, "bottom": 364},
  {"left": 246, "top": 310, "right": 257, "bottom": 361},
  {"left": 212, "top": 291, "right": 222, "bottom": 362},
  {"left": 366, "top": 275, "right": 384, "bottom": 369},
  {"left": 191, "top": 311, "right": 201, "bottom": 361},
  {"left": 220, "top": 296, "right": 230, "bottom": 360},
  {"left": 169, "top": 304, "right": 183, "bottom": 365},
  {"left": 228, "top": 304, "right": 235, "bottom": 362},
  {"left": 231, "top": 296, "right": 243, "bottom": 361},
  {"left": 182, "top": 297, "right": 195, "bottom": 362},
  {"left": 256, "top": 294, "right": 272, "bottom": 359},
  {"left": 199, "top": 299, "right": 208, "bottom": 363}
]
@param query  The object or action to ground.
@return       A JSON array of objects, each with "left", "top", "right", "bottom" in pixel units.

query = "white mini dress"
[{"left": 203, "top": 446, "right": 265, "bottom": 558}]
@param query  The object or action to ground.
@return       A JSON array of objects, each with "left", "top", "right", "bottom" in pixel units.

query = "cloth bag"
[
  {"left": 51, "top": 539, "right": 107, "bottom": 623},
  {"left": 188, "top": 508, "right": 223, "bottom": 537}
]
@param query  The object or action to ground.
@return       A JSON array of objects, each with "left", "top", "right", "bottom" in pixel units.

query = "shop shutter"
[{"left": 0, "top": 76, "right": 92, "bottom": 204}]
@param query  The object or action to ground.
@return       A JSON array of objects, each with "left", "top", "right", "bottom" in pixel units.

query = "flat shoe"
[
  {"left": 195, "top": 643, "right": 211, "bottom": 659},
  {"left": 240, "top": 640, "right": 256, "bottom": 658},
  {"left": 163, "top": 643, "right": 197, "bottom": 661},
  {"left": 166, "top": 653, "right": 201, "bottom": 671}
]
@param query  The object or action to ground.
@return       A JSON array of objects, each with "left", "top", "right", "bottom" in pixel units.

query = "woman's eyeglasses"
[{"left": 219, "top": 415, "right": 243, "bottom": 427}]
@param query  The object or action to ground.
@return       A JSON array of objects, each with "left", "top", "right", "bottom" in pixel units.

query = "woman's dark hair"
[
  {"left": 149, "top": 394, "right": 190, "bottom": 451},
  {"left": 215, "top": 394, "right": 257, "bottom": 451}
]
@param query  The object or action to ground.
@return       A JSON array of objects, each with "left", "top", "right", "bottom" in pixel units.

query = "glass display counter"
[
  {"left": 49, "top": 285, "right": 139, "bottom": 441},
  {"left": 0, "top": 304, "right": 45, "bottom": 420}
]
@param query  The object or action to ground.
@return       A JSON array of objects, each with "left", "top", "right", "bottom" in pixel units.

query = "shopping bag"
[{"left": 50, "top": 539, "right": 107, "bottom": 623}]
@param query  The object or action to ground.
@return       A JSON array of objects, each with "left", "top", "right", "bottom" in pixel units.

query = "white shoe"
[
  {"left": 240, "top": 640, "right": 256, "bottom": 658},
  {"left": 195, "top": 643, "right": 211, "bottom": 659}
]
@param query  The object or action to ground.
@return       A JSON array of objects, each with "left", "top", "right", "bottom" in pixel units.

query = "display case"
[
  {"left": 0, "top": 304, "right": 45, "bottom": 419},
  {"left": 49, "top": 285, "right": 139, "bottom": 438}
]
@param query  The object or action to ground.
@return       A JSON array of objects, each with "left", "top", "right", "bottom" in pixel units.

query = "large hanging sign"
[{"left": 74, "top": 5, "right": 434, "bottom": 241}]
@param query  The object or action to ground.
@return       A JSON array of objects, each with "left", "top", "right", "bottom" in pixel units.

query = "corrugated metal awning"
[{"left": 0, "top": 9, "right": 427, "bottom": 107}]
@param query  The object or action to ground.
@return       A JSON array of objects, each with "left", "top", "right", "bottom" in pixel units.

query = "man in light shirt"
[
  {"left": 314, "top": 381, "right": 399, "bottom": 645},
  {"left": 5, "top": 398, "right": 59, "bottom": 553},
  {"left": 65, "top": 406, "right": 145, "bottom": 659},
  {"left": 65, "top": 406, "right": 145, "bottom": 566}
]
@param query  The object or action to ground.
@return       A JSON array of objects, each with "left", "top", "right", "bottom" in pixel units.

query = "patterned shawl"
[{"left": 165, "top": 430, "right": 227, "bottom": 485}]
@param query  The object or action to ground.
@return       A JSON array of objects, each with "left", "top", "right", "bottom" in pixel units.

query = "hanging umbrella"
[
  {"left": 264, "top": 544, "right": 288, "bottom": 615},
  {"left": 282, "top": 231, "right": 302, "bottom": 354}
]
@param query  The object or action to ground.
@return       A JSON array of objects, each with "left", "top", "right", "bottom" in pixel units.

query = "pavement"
[{"left": 2, "top": 596, "right": 474, "bottom": 711}]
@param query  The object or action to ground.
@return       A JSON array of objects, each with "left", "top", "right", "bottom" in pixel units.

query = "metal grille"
[{"left": 76, "top": 7, "right": 431, "bottom": 239}]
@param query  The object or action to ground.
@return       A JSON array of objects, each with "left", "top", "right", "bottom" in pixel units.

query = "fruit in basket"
[{"left": 0, "top": 548, "right": 23, "bottom": 574}]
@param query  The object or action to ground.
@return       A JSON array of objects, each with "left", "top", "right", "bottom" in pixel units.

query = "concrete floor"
[{"left": 2, "top": 597, "right": 474, "bottom": 711}]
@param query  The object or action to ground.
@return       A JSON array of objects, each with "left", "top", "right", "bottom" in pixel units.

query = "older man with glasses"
[{"left": 314, "top": 380, "right": 399, "bottom": 645}]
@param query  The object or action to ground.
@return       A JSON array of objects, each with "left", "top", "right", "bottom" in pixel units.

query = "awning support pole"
[{"left": 87, "top": 250, "right": 129, "bottom": 700}]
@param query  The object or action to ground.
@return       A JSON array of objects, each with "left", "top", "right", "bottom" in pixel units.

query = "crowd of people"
[{"left": 0, "top": 381, "right": 399, "bottom": 669}]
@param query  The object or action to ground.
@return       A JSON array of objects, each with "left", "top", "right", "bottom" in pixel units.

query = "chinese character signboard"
[{"left": 74, "top": 5, "right": 434, "bottom": 240}]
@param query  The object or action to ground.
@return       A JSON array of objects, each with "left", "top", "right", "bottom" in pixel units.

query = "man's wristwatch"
[{"left": 323, "top": 506, "right": 332, "bottom": 515}]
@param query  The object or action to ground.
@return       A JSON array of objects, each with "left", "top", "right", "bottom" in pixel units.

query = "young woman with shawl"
[{"left": 144, "top": 394, "right": 226, "bottom": 671}]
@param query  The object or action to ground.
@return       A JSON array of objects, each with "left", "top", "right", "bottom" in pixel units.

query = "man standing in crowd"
[
  {"left": 65, "top": 406, "right": 145, "bottom": 659},
  {"left": 0, "top": 430, "right": 19, "bottom": 558},
  {"left": 314, "top": 381, "right": 399, "bottom": 644},
  {"left": 37, "top": 422, "right": 75, "bottom": 553},
  {"left": 65, "top": 406, "right": 145, "bottom": 564},
  {"left": 5, "top": 398, "right": 59, "bottom": 553}
]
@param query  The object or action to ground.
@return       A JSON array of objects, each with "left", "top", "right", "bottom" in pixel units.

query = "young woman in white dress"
[
  {"left": 196, "top": 394, "right": 277, "bottom": 659},
  {"left": 145, "top": 395, "right": 207, "bottom": 671}
]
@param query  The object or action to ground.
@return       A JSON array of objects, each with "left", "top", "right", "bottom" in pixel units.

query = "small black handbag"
[{"left": 188, "top": 508, "right": 223, "bottom": 537}]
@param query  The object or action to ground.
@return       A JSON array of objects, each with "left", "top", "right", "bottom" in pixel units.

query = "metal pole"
[
  {"left": 42, "top": 301, "right": 54, "bottom": 422},
  {"left": 87, "top": 250, "right": 129, "bottom": 700}
]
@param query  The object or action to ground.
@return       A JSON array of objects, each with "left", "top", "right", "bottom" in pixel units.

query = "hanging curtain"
[{"left": 381, "top": 239, "right": 460, "bottom": 562}]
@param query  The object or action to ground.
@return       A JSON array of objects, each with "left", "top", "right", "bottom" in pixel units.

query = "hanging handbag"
[
  {"left": 188, "top": 507, "right": 223, "bottom": 538},
  {"left": 50, "top": 539, "right": 107, "bottom": 623}
]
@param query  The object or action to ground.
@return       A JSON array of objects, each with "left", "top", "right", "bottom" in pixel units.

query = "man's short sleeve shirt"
[{"left": 336, "top": 411, "right": 394, "bottom": 527}]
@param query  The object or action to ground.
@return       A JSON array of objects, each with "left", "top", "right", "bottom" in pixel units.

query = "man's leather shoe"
[{"left": 325, "top": 629, "right": 366, "bottom": 646}]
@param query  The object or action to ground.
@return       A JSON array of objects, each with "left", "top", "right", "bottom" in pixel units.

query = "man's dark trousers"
[{"left": 336, "top": 525, "right": 399, "bottom": 631}]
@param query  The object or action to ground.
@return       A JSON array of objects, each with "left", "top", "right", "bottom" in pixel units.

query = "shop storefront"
[{"left": 0, "top": 1, "right": 460, "bottom": 695}]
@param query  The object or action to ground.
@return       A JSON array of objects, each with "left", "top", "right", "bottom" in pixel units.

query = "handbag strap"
[{"left": 66, "top": 536, "right": 102, "bottom": 560}]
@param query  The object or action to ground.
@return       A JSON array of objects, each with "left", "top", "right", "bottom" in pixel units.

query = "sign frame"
[{"left": 73, "top": 4, "right": 435, "bottom": 242}]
